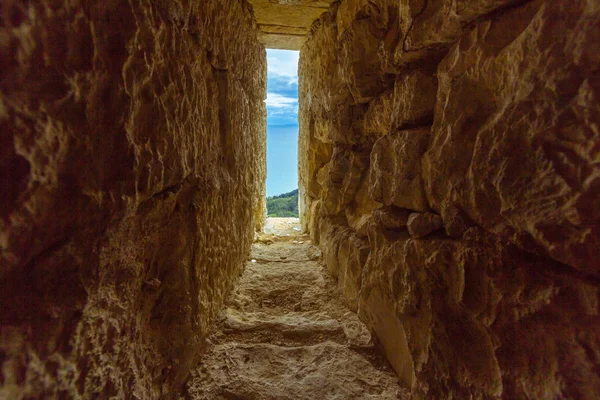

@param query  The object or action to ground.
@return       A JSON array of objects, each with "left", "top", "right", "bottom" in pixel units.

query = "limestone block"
[
  {"left": 369, "top": 128, "right": 431, "bottom": 211},
  {"left": 358, "top": 272, "right": 416, "bottom": 390},
  {"left": 422, "top": 0, "right": 600, "bottom": 274},
  {"left": 363, "top": 88, "right": 396, "bottom": 136},
  {"left": 320, "top": 104, "right": 369, "bottom": 145},
  {"left": 340, "top": 150, "right": 371, "bottom": 206},
  {"left": 360, "top": 225, "right": 600, "bottom": 398},
  {"left": 374, "top": 206, "right": 412, "bottom": 231},
  {"left": 299, "top": 11, "right": 351, "bottom": 114},
  {"left": 393, "top": 69, "right": 437, "bottom": 128},
  {"left": 442, "top": 206, "right": 475, "bottom": 238},
  {"left": 345, "top": 175, "right": 383, "bottom": 236},
  {"left": 337, "top": 231, "right": 370, "bottom": 311},
  {"left": 321, "top": 147, "right": 369, "bottom": 217},
  {"left": 407, "top": 212, "right": 443, "bottom": 238},
  {"left": 247, "top": 0, "right": 335, "bottom": 50},
  {"left": 308, "top": 199, "right": 323, "bottom": 244},
  {"left": 336, "top": 0, "right": 404, "bottom": 74},
  {"left": 299, "top": 126, "right": 332, "bottom": 199},
  {"left": 339, "top": 18, "right": 387, "bottom": 103},
  {"left": 335, "top": 0, "right": 403, "bottom": 103},
  {"left": 321, "top": 149, "right": 349, "bottom": 216},
  {"left": 363, "top": 69, "right": 438, "bottom": 136},
  {"left": 394, "top": 0, "right": 524, "bottom": 64},
  {"left": 318, "top": 218, "right": 370, "bottom": 312},
  {"left": 318, "top": 218, "right": 345, "bottom": 278},
  {"left": 336, "top": 0, "right": 396, "bottom": 38}
]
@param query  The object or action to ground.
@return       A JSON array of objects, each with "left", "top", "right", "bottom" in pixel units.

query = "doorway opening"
[{"left": 265, "top": 49, "right": 300, "bottom": 228}]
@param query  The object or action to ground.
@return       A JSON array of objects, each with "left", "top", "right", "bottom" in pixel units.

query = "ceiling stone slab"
[{"left": 248, "top": 0, "right": 336, "bottom": 50}]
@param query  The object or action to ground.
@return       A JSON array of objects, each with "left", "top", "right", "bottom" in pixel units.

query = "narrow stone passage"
[{"left": 186, "top": 219, "right": 408, "bottom": 399}]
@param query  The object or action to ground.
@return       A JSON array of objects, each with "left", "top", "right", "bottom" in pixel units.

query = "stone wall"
[
  {"left": 0, "top": 0, "right": 266, "bottom": 398},
  {"left": 299, "top": 0, "right": 600, "bottom": 398}
]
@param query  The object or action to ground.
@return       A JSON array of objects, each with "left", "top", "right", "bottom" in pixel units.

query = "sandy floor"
[{"left": 187, "top": 222, "right": 408, "bottom": 399}]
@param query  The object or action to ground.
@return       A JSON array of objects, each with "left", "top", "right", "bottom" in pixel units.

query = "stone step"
[
  {"left": 211, "top": 309, "right": 372, "bottom": 348},
  {"left": 187, "top": 236, "right": 407, "bottom": 399},
  {"left": 249, "top": 241, "right": 318, "bottom": 263},
  {"left": 187, "top": 342, "right": 408, "bottom": 400},
  {"left": 229, "top": 263, "right": 330, "bottom": 313}
]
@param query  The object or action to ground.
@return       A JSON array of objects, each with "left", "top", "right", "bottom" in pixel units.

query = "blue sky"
[
  {"left": 266, "top": 49, "right": 299, "bottom": 126},
  {"left": 265, "top": 49, "right": 299, "bottom": 196}
]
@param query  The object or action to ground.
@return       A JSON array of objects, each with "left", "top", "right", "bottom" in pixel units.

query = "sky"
[
  {"left": 265, "top": 49, "right": 299, "bottom": 126},
  {"left": 265, "top": 49, "right": 299, "bottom": 197}
]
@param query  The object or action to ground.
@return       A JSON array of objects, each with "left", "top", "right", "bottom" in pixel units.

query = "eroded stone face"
[
  {"left": 395, "top": 0, "right": 525, "bottom": 64},
  {"left": 406, "top": 212, "right": 443, "bottom": 238},
  {"left": 0, "top": 0, "right": 266, "bottom": 398},
  {"left": 369, "top": 128, "right": 431, "bottom": 211},
  {"left": 422, "top": 0, "right": 600, "bottom": 275},
  {"left": 299, "top": 0, "right": 600, "bottom": 398}
]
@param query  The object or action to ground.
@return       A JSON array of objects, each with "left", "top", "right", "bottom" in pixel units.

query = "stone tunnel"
[{"left": 1, "top": 0, "right": 599, "bottom": 398}]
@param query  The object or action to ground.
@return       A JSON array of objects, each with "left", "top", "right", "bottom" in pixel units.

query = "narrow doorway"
[{"left": 264, "top": 49, "right": 300, "bottom": 233}]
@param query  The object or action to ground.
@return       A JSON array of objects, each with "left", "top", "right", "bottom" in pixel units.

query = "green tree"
[{"left": 266, "top": 189, "right": 299, "bottom": 217}]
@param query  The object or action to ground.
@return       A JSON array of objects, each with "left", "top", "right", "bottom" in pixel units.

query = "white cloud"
[
  {"left": 265, "top": 92, "right": 297, "bottom": 109},
  {"left": 267, "top": 49, "right": 299, "bottom": 82},
  {"left": 266, "top": 50, "right": 299, "bottom": 124}
]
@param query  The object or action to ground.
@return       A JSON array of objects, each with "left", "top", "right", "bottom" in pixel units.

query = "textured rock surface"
[
  {"left": 2, "top": 0, "right": 600, "bottom": 398},
  {"left": 406, "top": 212, "right": 443, "bottom": 238},
  {"left": 299, "top": 0, "right": 600, "bottom": 398},
  {"left": 395, "top": 0, "right": 525, "bottom": 64},
  {"left": 422, "top": 0, "right": 600, "bottom": 274},
  {"left": 369, "top": 128, "right": 431, "bottom": 211},
  {"left": 361, "top": 224, "right": 600, "bottom": 398},
  {"left": 186, "top": 225, "right": 409, "bottom": 399},
  {"left": 247, "top": 0, "right": 336, "bottom": 50},
  {"left": 0, "top": 0, "right": 266, "bottom": 398}
]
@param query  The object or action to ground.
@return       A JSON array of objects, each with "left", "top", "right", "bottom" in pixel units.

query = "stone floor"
[
  {"left": 262, "top": 217, "right": 302, "bottom": 236},
  {"left": 185, "top": 219, "right": 408, "bottom": 399}
]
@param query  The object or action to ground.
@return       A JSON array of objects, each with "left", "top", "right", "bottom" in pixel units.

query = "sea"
[{"left": 266, "top": 124, "right": 298, "bottom": 197}]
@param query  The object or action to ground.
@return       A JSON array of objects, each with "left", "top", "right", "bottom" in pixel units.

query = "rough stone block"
[
  {"left": 369, "top": 128, "right": 431, "bottom": 212},
  {"left": 422, "top": 0, "right": 600, "bottom": 274},
  {"left": 407, "top": 212, "right": 443, "bottom": 238},
  {"left": 373, "top": 206, "right": 412, "bottom": 231},
  {"left": 337, "top": 232, "right": 370, "bottom": 311},
  {"left": 248, "top": 0, "right": 335, "bottom": 49},
  {"left": 394, "top": 0, "right": 524, "bottom": 65},
  {"left": 363, "top": 70, "right": 437, "bottom": 136}
]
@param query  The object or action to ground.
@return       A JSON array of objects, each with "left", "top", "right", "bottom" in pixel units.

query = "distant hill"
[{"left": 267, "top": 189, "right": 298, "bottom": 217}]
